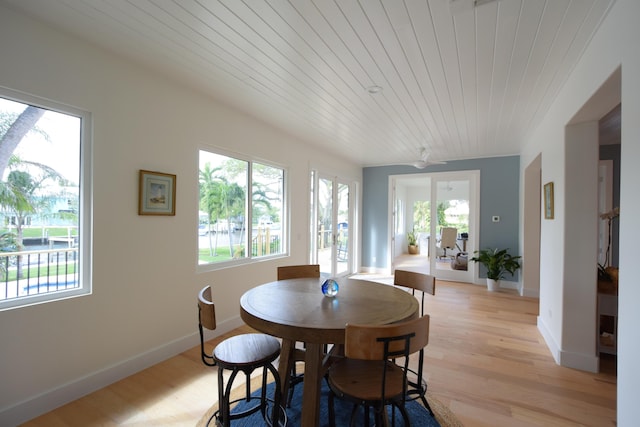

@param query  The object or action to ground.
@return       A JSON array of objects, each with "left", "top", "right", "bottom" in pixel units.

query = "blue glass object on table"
[{"left": 321, "top": 279, "right": 339, "bottom": 297}]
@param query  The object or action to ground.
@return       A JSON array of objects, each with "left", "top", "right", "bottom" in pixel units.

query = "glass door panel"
[
  {"left": 317, "top": 177, "right": 333, "bottom": 275},
  {"left": 432, "top": 177, "right": 473, "bottom": 281},
  {"left": 413, "top": 198, "right": 431, "bottom": 257},
  {"left": 336, "top": 182, "right": 350, "bottom": 275},
  {"left": 312, "top": 175, "right": 351, "bottom": 277}
]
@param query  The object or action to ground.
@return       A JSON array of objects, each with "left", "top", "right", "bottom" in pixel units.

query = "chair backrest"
[
  {"left": 198, "top": 285, "right": 216, "bottom": 331},
  {"left": 344, "top": 315, "right": 430, "bottom": 361},
  {"left": 277, "top": 264, "right": 320, "bottom": 280},
  {"left": 394, "top": 269, "right": 435, "bottom": 316},
  {"left": 198, "top": 285, "right": 217, "bottom": 367},
  {"left": 394, "top": 269, "right": 435, "bottom": 295},
  {"left": 440, "top": 227, "right": 457, "bottom": 249}
]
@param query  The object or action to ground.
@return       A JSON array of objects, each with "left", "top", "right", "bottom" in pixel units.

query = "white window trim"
[
  {"left": 196, "top": 145, "right": 289, "bottom": 273},
  {"left": 0, "top": 86, "right": 92, "bottom": 311}
]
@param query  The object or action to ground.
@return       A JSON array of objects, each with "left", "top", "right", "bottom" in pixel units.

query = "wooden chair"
[
  {"left": 277, "top": 264, "right": 320, "bottom": 280},
  {"left": 198, "top": 285, "right": 286, "bottom": 427},
  {"left": 276, "top": 264, "right": 321, "bottom": 406},
  {"left": 327, "top": 315, "right": 430, "bottom": 427},
  {"left": 393, "top": 269, "right": 435, "bottom": 415}
]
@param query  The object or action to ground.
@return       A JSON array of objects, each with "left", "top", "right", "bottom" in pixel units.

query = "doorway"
[{"left": 390, "top": 171, "right": 478, "bottom": 283}]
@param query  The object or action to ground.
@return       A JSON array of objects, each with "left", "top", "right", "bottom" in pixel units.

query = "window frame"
[
  {"left": 0, "top": 86, "right": 92, "bottom": 311},
  {"left": 197, "top": 146, "right": 288, "bottom": 272}
]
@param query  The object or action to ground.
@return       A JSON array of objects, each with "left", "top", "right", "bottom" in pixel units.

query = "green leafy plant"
[
  {"left": 470, "top": 248, "right": 521, "bottom": 281},
  {"left": 407, "top": 230, "right": 418, "bottom": 246}
]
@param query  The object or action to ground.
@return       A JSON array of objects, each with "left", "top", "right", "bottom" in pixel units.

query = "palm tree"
[
  {"left": 0, "top": 106, "right": 47, "bottom": 177},
  {"left": 199, "top": 163, "right": 223, "bottom": 257},
  {"left": 0, "top": 163, "right": 66, "bottom": 278},
  {"left": 222, "top": 182, "right": 245, "bottom": 257},
  {"left": 0, "top": 231, "right": 17, "bottom": 279}
]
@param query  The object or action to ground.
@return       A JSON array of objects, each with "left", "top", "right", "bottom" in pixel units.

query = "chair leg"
[
  {"left": 259, "top": 367, "right": 268, "bottom": 420},
  {"left": 421, "top": 394, "right": 434, "bottom": 417},
  {"left": 287, "top": 363, "right": 303, "bottom": 407},
  {"left": 364, "top": 405, "right": 371, "bottom": 427},
  {"left": 373, "top": 405, "right": 383, "bottom": 427},
  {"left": 398, "top": 403, "right": 410, "bottom": 426},
  {"left": 216, "top": 367, "right": 227, "bottom": 427},
  {"left": 348, "top": 404, "right": 361, "bottom": 427},
  {"left": 328, "top": 390, "right": 336, "bottom": 427},
  {"left": 267, "top": 363, "right": 283, "bottom": 427},
  {"left": 218, "top": 367, "right": 241, "bottom": 427},
  {"left": 390, "top": 402, "right": 396, "bottom": 427}
]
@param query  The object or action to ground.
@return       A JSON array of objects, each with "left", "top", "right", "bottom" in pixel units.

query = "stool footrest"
[{"left": 213, "top": 397, "right": 287, "bottom": 427}]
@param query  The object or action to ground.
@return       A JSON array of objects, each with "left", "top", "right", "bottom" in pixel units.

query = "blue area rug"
[{"left": 219, "top": 381, "right": 440, "bottom": 427}]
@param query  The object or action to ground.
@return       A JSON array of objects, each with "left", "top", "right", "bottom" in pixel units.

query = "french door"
[
  {"left": 391, "top": 170, "right": 478, "bottom": 282},
  {"left": 310, "top": 172, "right": 351, "bottom": 277}
]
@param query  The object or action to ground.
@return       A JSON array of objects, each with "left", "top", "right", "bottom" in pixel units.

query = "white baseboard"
[
  {"left": 521, "top": 287, "right": 540, "bottom": 298},
  {"left": 538, "top": 315, "right": 561, "bottom": 364},
  {"left": 537, "top": 315, "right": 598, "bottom": 373},
  {"left": 358, "top": 266, "right": 392, "bottom": 275},
  {"left": 559, "top": 349, "right": 599, "bottom": 373},
  {"left": 0, "top": 316, "right": 244, "bottom": 427}
]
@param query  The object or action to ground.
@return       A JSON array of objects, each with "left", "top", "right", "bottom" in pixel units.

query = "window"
[
  {"left": 198, "top": 149, "right": 285, "bottom": 268},
  {"left": 0, "top": 88, "right": 91, "bottom": 311}
]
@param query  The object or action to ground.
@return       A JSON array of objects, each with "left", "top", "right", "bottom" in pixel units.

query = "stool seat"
[{"left": 214, "top": 334, "right": 281, "bottom": 367}]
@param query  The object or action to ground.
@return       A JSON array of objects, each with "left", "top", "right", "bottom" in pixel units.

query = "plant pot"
[
  {"left": 486, "top": 278, "right": 499, "bottom": 292},
  {"left": 408, "top": 245, "right": 419, "bottom": 255}
]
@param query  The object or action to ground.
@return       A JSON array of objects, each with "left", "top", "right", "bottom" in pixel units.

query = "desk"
[{"left": 240, "top": 277, "right": 419, "bottom": 427}]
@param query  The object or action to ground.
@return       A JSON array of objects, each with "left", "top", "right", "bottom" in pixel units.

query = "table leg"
[
  {"left": 278, "top": 339, "right": 295, "bottom": 401},
  {"left": 301, "top": 342, "right": 323, "bottom": 427}
]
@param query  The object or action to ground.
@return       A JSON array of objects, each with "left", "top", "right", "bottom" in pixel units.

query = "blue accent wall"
[{"left": 362, "top": 156, "right": 520, "bottom": 275}]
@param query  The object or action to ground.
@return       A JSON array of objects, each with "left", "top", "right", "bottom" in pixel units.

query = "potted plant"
[
  {"left": 407, "top": 230, "right": 419, "bottom": 255},
  {"left": 470, "top": 248, "right": 521, "bottom": 291}
]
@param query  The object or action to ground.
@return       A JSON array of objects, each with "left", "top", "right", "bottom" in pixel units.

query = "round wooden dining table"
[{"left": 240, "top": 276, "right": 419, "bottom": 427}]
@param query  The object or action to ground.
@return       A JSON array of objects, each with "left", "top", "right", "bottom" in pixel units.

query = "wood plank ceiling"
[{"left": 2, "top": 0, "right": 616, "bottom": 167}]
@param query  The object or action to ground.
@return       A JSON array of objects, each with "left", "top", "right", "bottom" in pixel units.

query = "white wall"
[
  {"left": 520, "top": 0, "right": 640, "bottom": 423},
  {"left": 0, "top": 5, "right": 361, "bottom": 425},
  {"left": 563, "top": 121, "right": 599, "bottom": 371},
  {"left": 522, "top": 154, "right": 541, "bottom": 298}
]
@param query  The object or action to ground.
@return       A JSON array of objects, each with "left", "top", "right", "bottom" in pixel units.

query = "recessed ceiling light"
[{"left": 367, "top": 85, "right": 383, "bottom": 94}]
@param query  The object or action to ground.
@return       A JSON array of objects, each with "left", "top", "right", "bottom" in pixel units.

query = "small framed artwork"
[
  {"left": 544, "top": 182, "right": 554, "bottom": 219},
  {"left": 138, "top": 170, "right": 176, "bottom": 216}
]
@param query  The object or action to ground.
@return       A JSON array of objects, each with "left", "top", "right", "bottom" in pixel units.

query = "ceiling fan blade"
[
  {"left": 412, "top": 160, "right": 447, "bottom": 169},
  {"left": 391, "top": 148, "right": 447, "bottom": 168},
  {"left": 412, "top": 161, "right": 428, "bottom": 169},
  {"left": 389, "top": 159, "right": 447, "bottom": 168}
]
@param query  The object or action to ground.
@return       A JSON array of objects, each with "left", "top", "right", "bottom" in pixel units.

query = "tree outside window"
[
  {"left": 0, "top": 92, "right": 87, "bottom": 309},
  {"left": 198, "top": 150, "right": 285, "bottom": 267}
]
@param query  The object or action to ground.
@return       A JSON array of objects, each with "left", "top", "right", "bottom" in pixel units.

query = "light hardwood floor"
[{"left": 22, "top": 281, "right": 616, "bottom": 427}]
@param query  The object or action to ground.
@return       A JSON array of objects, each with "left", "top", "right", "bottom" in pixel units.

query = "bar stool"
[{"left": 198, "top": 285, "right": 286, "bottom": 426}]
